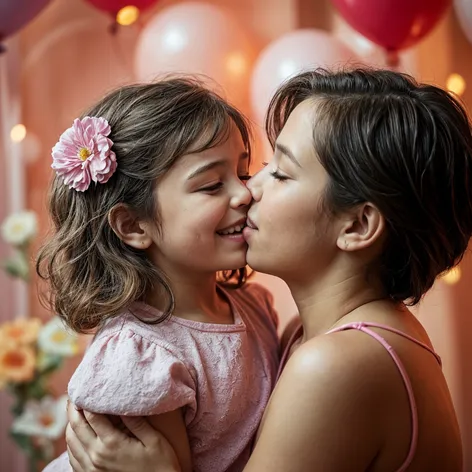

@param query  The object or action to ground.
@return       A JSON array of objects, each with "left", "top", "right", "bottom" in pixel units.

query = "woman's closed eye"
[
  {"left": 270, "top": 169, "right": 289, "bottom": 182},
  {"left": 261, "top": 161, "right": 289, "bottom": 182}
]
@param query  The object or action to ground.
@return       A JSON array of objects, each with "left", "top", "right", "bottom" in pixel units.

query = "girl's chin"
[{"left": 218, "top": 254, "right": 248, "bottom": 272}]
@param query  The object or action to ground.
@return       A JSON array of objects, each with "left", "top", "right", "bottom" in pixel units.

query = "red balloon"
[
  {"left": 332, "top": 0, "right": 452, "bottom": 51},
  {"left": 0, "top": 0, "right": 51, "bottom": 45},
  {"left": 85, "top": 0, "right": 158, "bottom": 15}
]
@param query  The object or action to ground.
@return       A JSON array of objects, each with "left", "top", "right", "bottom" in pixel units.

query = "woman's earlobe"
[{"left": 337, "top": 203, "right": 385, "bottom": 252}]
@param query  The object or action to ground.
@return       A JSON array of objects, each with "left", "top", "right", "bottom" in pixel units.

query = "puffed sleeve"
[
  {"left": 68, "top": 327, "right": 196, "bottom": 416},
  {"left": 245, "top": 282, "right": 279, "bottom": 330}
]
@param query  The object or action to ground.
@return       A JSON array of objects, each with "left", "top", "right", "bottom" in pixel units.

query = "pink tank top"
[{"left": 278, "top": 321, "right": 442, "bottom": 472}]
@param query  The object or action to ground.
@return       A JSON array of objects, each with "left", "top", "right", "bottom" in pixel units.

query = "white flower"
[
  {"left": 34, "top": 436, "right": 55, "bottom": 461},
  {"left": 38, "top": 317, "right": 79, "bottom": 357},
  {"left": 11, "top": 395, "right": 68, "bottom": 439},
  {"left": 1, "top": 211, "right": 37, "bottom": 246}
]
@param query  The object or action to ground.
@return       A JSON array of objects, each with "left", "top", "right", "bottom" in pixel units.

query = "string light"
[
  {"left": 10, "top": 124, "right": 26, "bottom": 143},
  {"left": 446, "top": 73, "right": 466, "bottom": 96},
  {"left": 226, "top": 53, "right": 247, "bottom": 76},
  {"left": 116, "top": 6, "right": 140, "bottom": 26},
  {"left": 441, "top": 266, "right": 461, "bottom": 285}
]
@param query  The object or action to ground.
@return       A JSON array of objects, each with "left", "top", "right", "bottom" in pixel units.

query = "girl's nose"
[{"left": 231, "top": 178, "right": 252, "bottom": 208}]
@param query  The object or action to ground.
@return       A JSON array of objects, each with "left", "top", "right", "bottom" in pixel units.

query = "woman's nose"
[{"left": 246, "top": 169, "right": 263, "bottom": 202}]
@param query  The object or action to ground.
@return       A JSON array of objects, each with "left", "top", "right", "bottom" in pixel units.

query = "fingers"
[
  {"left": 68, "top": 404, "right": 96, "bottom": 449},
  {"left": 120, "top": 416, "right": 160, "bottom": 446},
  {"left": 67, "top": 446, "right": 85, "bottom": 472},
  {"left": 83, "top": 410, "right": 130, "bottom": 446},
  {"left": 66, "top": 424, "right": 91, "bottom": 471}
]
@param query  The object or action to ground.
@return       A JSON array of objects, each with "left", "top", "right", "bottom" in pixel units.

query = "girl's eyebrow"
[
  {"left": 187, "top": 161, "right": 225, "bottom": 180},
  {"left": 187, "top": 152, "right": 249, "bottom": 180}
]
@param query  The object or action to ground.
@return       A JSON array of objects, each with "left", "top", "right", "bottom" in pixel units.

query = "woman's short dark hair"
[{"left": 266, "top": 68, "right": 472, "bottom": 304}]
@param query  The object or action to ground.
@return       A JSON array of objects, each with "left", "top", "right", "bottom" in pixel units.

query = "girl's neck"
[{"left": 145, "top": 271, "right": 233, "bottom": 325}]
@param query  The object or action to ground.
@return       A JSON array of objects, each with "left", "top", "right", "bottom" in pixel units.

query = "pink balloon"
[
  {"left": 0, "top": 0, "right": 51, "bottom": 49},
  {"left": 134, "top": 2, "right": 257, "bottom": 109},
  {"left": 250, "top": 29, "right": 359, "bottom": 126}
]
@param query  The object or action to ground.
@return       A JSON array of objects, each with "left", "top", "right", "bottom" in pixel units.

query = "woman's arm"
[{"left": 66, "top": 405, "right": 187, "bottom": 472}]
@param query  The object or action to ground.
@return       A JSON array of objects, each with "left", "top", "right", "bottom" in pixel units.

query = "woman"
[{"left": 64, "top": 68, "right": 469, "bottom": 471}]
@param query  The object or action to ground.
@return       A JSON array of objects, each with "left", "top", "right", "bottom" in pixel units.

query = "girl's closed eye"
[{"left": 199, "top": 182, "right": 223, "bottom": 192}]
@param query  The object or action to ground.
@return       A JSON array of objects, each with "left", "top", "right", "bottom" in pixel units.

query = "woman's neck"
[{"left": 287, "top": 263, "right": 386, "bottom": 341}]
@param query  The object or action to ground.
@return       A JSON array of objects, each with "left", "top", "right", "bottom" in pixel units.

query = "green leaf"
[
  {"left": 27, "top": 383, "right": 48, "bottom": 400},
  {"left": 3, "top": 258, "right": 23, "bottom": 277},
  {"left": 2, "top": 253, "right": 29, "bottom": 281},
  {"left": 10, "top": 431, "right": 33, "bottom": 452},
  {"left": 37, "top": 353, "right": 63, "bottom": 374}
]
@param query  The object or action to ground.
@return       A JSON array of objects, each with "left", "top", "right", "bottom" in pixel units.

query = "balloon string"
[
  {"left": 108, "top": 23, "right": 136, "bottom": 81},
  {"left": 385, "top": 49, "right": 400, "bottom": 70},
  {"left": 108, "top": 21, "right": 119, "bottom": 36}
]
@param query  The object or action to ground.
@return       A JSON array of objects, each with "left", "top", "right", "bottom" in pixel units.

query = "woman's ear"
[
  {"left": 108, "top": 204, "right": 153, "bottom": 249},
  {"left": 336, "top": 202, "right": 385, "bottom": 252}
]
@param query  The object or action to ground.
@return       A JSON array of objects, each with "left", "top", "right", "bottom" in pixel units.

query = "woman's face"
[{"left": 244, "top": 100, "right": 341, "bottom": 280}]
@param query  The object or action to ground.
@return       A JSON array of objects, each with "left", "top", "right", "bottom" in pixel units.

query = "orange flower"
[
  {"left": 0, "top": 341, "right": 36, "bottom": 383},
  {"left": 0, "top": 318, "right": 42, "bottom": 345}
]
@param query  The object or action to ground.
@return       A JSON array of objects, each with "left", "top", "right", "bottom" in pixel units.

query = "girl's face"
[
  {"left": 244, "top": 100, "right": 341, "bottom": 280},
  {"left": 149, "top": 123, "right": 252, "bottom": 276}
]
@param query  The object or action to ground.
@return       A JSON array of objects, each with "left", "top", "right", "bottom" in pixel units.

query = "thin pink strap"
[
  {"left": 277, "top": 324, "right": 303, "bottom": 380},
  {"left": 328, "top": 321, "right": 442, "bottom": 366},
  {"left": 326, "top": 322, "right": 441, "bottom": 472}
]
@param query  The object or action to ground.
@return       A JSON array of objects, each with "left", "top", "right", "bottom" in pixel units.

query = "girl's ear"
[{"left": 108, "top": 204, "right": 153, "bottom": 249}]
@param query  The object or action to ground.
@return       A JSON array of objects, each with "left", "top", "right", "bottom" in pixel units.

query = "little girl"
[{"left": 38, "top": 78, "right": 280, "bottom": 472}]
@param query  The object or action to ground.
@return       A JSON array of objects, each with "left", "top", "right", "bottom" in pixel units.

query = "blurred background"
[{"left": 1, "top": 0, "right": 472, "bottom": 470}]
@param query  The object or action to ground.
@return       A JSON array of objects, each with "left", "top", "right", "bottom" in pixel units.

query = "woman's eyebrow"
[{"left": 275, "top": 143, "right": 301, "bottom": 167}]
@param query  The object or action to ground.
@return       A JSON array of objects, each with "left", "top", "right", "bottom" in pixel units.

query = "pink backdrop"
[{"left": 1, "top": 1, "right": 472, "bottom": 471}]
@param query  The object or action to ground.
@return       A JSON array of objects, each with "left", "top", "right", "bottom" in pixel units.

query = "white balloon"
[
  {"left": 250, "top": 29, "right": 359, "bottom": 127},
  {"left": 134, "top": 2, "right": 257, "bottom": 109},
  {"left": 333, "top": 16, "right": 386, "bottom": 67},
  {"left": 455, "top": 0, "right": 472, "bottom": 44}
]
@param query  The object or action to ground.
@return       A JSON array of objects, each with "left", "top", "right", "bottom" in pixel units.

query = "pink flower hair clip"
[{"left": 51, "top": 116, "right": 117, "bottom": 192}]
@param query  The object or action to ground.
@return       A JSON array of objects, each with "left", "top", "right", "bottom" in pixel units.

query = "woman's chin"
[{"left": 246, "top": 251, "right": 273, "bottom": 275}]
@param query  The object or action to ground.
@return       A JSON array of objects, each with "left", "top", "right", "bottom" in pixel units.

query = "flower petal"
[{"left": 51, "top": 117, "right": 117, "bottom": 191}]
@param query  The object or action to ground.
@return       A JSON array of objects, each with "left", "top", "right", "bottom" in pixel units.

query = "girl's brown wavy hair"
[{"left": 37, "top": 78, "right": 252, "bottom": 334}]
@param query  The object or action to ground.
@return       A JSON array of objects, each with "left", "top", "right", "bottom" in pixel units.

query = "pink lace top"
[{"left": 44, "top": 283, "right": 279, "bottom": 472}]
